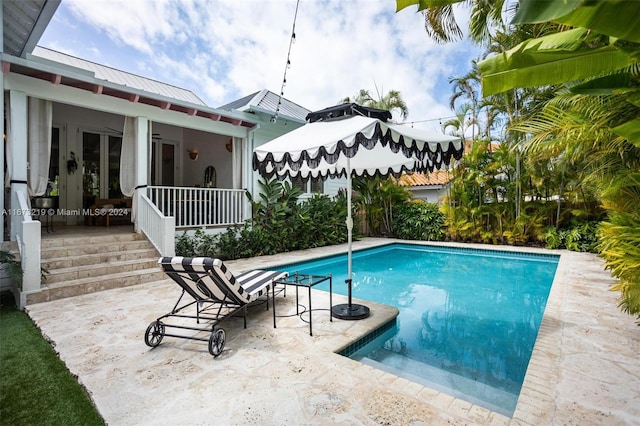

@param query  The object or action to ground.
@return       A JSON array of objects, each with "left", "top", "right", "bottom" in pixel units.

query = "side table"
[{"left": 273, "top": 272, "right": 332, "bottom": 336}]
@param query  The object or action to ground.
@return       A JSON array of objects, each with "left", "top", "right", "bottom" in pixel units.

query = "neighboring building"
[{"left": 397, "top": 171, "right": 453, "bottom": 204}]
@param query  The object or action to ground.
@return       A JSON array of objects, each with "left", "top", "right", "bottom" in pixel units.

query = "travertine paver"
[{"left": 25, "top": 239, "right": 640, "bottom": 425}]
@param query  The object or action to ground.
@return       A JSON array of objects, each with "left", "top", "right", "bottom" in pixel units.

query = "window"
[
  {"left": 310, "top": 177, "right": 323, "bottom": 193},
  {"left": 290, "top": 176, "right": 324, "bottom": 193},
  {"left": 291, "top": 176, "right": 306, "bottom": 192}
]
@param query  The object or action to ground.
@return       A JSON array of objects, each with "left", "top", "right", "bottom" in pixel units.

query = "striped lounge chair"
[{"left": 144, "top": 256, "right": 288, "bottom": 357}]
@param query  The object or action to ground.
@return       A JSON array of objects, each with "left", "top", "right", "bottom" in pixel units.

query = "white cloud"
[{"left": 41, "top": 0, "right": 481, "bottom": 130}]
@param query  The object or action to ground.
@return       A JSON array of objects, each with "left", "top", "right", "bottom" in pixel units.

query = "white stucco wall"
[
  {"left": 181, "top": 129, "right": 233, "bottom": 188},
  {"left": 409, "top": 186, "right": 449, "bottom": 204}
]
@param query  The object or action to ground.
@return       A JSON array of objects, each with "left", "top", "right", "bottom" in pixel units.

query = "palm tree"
[
  {"left": 341, "top": 87, "right": 409, "bottom": 121},
  {"left": 397, "top": 0, "right": 516, "bottom": 45},
  {"left": 441, "top": 103, "right": 477, "bottom": 138},
  {"left": 449, "top": 62, "right": 481, "bottom": 139}
]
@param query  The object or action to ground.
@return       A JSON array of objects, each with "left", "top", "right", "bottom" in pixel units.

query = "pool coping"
[{"left": 24, "top": 238, "right": 640, "bottom": 424}]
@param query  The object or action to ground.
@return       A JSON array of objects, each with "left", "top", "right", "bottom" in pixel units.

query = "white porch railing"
[
  {"left": 16, "top": 190, "right": 41, "bottom": 309},
  {"left": 146, "top": 186, "right": 246, "bottom": 229},
  {"left": 137, "top": 194, "right": 175, "bottom": 256}
]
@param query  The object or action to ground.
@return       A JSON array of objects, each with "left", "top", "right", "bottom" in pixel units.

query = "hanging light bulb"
[{"left": 272, "top": 0, "right": 299, "bottom": 127}]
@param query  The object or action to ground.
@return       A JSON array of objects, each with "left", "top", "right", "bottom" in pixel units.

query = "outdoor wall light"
[
  {"left": 225, "top": 139, "right": 233, "bottom": 153},
  {"left": 187, "top": 148, "right": 199, "bottom": 161}
]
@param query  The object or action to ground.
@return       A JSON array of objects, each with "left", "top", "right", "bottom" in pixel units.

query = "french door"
[
  {"left": 82, "top": 131, "right": 123, "bottom": 208},
  {"left": 150, "top": 140, "right": 176, "bottom": 186}
]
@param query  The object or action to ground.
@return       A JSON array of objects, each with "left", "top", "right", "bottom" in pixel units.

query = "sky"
[{"left": 38, "top": 0, "right": 481, "bottom": 131}]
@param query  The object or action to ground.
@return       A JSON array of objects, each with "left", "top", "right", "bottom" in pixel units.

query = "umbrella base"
[{"left": 331, "top": 303, "right": 370, "bottom": 320}]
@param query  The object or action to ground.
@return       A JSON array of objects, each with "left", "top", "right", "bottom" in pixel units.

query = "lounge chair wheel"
[
  {"left": 145, "top": 321, "right": 165, "bottom": 347},
  {"left": 208, "top": 328, "right": 225, "bottom": 357}
]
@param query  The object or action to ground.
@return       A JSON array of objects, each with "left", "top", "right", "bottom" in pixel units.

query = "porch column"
[
  {"left": 134, "top": 117, "right": 148, "bottom": 232},
  {"left": 9, "top": 91, "right": 28, "bottom": 240},
  {"left": 1, "top": 70, "right": 4, "bottom": 241},
  {"left": 0, "top": 0, "right": 3, "bottom": 241},
  {"left": 243, "top": 127, "right": 259, "bottom": 222},
  {"left": 8, "top": 90, "right": 42, "bottom": 303}
]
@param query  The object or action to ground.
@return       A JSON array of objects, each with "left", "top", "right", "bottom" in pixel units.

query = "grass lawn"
[{"left": 0, "top": 291, "right": 105, "bottom": 425}]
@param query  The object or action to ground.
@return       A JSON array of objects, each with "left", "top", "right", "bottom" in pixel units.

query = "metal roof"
[
  {"left": 2, "top": 0, "right": 60, "bottom": 57},
  {"left": 32, "top": 46, "right": 207, "bottom": 106},
  {"left": 219, "top": 89, "right": 310, "bottom": 123},
  {"left": 3, "top": 49, "right": 257, "bottom": 128},
  {"left": 1, "top": 1, "right": 256, "bottom": 128}
]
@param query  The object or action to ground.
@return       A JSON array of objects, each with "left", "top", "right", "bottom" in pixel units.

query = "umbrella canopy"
[
  {"left": 253, "top": 104, "right": 464, "bottom": 319},
  {"left": 253, "top": 114, "right": 463, "bottom": 180}
]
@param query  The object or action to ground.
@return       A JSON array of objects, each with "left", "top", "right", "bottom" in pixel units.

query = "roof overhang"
[
  {"left": 239, "top": 103, "right": 307, "bottom": 124},
  {"left": 3, "top": 0, "right": 61, "bottom": 57},
  {"left": 228, "top": 89, "right": 308, "bottom": 124},
  {"left": 1, "top": 53, "right": 258, "bottom": 129}
]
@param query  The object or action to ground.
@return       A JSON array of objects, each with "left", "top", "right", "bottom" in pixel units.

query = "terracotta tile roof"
[{"left": 396, "top": 171, "right": 452, "bottom": 187}]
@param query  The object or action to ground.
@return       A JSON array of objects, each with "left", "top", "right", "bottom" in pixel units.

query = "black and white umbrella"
[{"left": 253, "top": 104, "right": 463, "bottom": 319}]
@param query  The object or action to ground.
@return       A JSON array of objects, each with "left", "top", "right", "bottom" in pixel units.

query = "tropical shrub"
[
  {"left": 544, "top": 221, "right": 601, "bottom": 253},
  {"left": 600, "top": 212, "right": 640, "bottom": 320},
  {"left": 392, "top": 200, "right": 445, "bottom": 241},
  {"left": 175, "top": 229, "right": 218, "bottom": 258},
  {"left": 353, "top": 177, "right": 411, "bottom": 236}
]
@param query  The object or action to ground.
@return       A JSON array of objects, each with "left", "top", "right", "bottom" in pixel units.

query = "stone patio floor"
[{"left": 25, "top": 239, "right": 640, "bottom": 425}]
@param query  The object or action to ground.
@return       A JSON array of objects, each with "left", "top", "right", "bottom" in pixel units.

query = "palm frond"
[{"left": 422, "top": 5, "right": 463, "bottom": 44}]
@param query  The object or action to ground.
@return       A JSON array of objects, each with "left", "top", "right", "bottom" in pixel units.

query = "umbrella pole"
[
  {"left": 331, "top": 158, "right": 370, "bottom": 320},
  {"left": 347, "top": 159, "right": 353, "bottom": 294}
]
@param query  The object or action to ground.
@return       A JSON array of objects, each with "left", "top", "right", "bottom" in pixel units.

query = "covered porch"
[{"left": 2, "top": 48, "right": 258, "bottom": 308}]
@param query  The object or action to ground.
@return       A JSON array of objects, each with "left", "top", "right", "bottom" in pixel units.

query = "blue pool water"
[{"left": 280, "top": 244, "right": 558, "bottom": 416}]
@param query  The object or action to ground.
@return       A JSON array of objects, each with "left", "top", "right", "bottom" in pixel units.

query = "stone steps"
[
  {"left": 42, "top": 248, "right": 158, "bottom": 270},
  {"left": 26, "top": 232, "right": 163, "bottom": 305}
]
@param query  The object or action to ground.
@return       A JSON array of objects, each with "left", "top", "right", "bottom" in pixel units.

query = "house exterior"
[
  {"left": 0, "top": 0, "right": 313, "bottom": 306},
  {"left": 396, "top": 171, "right": 453, "bottom": 204}
]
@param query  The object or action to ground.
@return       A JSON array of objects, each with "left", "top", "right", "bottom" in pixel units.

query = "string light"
[
  {"left": 400, "top": 112, "right": 474, "bottom": 128},
  {"left": 272, "top": 0, "right": 300, "bottom": 123}
]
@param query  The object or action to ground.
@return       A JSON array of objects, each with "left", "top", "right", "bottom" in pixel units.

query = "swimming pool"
[{"left": 279, "top": 243, "right": 558, "bottom": 416}]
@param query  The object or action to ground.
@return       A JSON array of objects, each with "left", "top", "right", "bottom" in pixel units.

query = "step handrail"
[{"left": 137, "top": 194, "right": 175, "bottom": 256}]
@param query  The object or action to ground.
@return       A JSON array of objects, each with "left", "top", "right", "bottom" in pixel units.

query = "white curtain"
[
  {"left": 232, "top": 137, "right": 243, "bottom": 189},
  {"left": 120, "top": 116, "right": 137, "bottom": 197},
  {"left": 27, "top": 98, "right": 53, "bottom": 196}
]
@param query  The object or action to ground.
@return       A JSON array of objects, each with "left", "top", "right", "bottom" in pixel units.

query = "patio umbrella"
[{"left": 253, "top": 103, "right": 464, "bottom": 319}]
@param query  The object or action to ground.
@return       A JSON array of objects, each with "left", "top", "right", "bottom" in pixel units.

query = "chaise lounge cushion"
[{"left": 158, "top": 256, "right": 287, "bottom": 305}]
